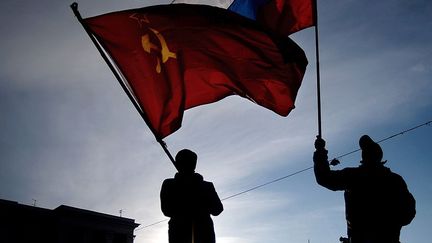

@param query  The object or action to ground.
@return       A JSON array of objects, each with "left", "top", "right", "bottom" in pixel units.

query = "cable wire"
[
  {"left": 135, "top": 119, "right": 431, "bottom": 232},
  {"left": 334, "top": 120, "right": 431, "bottom": 159}
]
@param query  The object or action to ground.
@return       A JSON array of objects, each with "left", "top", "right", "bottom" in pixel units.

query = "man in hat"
[
  {"left": 313, "top": 135, "right": 416, "bottom": 243},
  {"left": 160, "top": 149, "right": 223, "bottom": 243}
]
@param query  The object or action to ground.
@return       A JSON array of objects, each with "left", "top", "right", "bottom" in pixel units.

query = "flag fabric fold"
[
  {"left": 229, "top": 0, "right": 315, "bottom": 36},
  {"left": 84, "top": 4, "right": 307, "bottom": 138}
]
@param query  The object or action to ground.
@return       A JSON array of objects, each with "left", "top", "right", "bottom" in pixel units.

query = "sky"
[{"left": 0, "top": 0, "right": 431, "bottom": 243}]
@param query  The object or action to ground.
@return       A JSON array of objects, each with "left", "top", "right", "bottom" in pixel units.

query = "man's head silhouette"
[
  {"left": 359, "top": 135, "right": 383, "bottom": 164},
  {"left": 175, "top": 149, "right": 197, "bottom": 174}
]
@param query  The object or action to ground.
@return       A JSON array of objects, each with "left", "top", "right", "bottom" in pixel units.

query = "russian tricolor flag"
[{"left": 173, "top": 0, "right": 315, "bottom": 36}]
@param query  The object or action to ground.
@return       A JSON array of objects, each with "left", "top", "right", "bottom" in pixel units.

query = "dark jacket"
[
  {"left": 161, "top": 172, "right": 223, "bottom": 243},
  {"left": 314, "top": 151, "right": 415, "bottom": 243}
]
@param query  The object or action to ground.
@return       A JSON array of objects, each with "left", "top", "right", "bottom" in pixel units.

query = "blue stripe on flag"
[{"left": 228, "top": 0, "right": 270, "bottom": 20}]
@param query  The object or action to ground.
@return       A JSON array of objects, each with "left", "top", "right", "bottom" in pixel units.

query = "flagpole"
[
  {"left": 70, "top": 2, "right": 178, "bottom": 169},
  {"left": 313, "top": 0, "right": 323, "bottom": 138}
]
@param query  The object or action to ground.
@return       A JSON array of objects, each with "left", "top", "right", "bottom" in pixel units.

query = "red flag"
[
  {"left": 84, "top": 4, "right": 307, "bottom": 138},
  {"left": 229, "top": 0, "right": 316, "bottom": 35},
  {"left": 259, "top": 0, "right": 315, "bottom": 35}
]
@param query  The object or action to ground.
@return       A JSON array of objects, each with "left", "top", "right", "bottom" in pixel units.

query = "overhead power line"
[
  {"left": 135, "top": 119, "right": 431, "bottom": 232},
  {"left": 335, "top": 120, "right": 432, "bottom": 159}
]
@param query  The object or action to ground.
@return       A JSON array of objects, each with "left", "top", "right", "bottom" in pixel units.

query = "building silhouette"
[{"left": 0, "top": 199, "right": 139, "bottom": 243}]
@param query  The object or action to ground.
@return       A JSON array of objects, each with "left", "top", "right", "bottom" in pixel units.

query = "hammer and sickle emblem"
[{"left": 141, "top": 28, "right": 177, "bottom": 73}]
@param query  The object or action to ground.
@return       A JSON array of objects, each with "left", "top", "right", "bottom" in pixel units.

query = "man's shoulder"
[
  {"left": 194, "top": 177, "right": 214, "bottom": 188},
  {"left": 202, "top": 180, "right": 214, "bottom": 186},
  {"left": 384, "top": 168, "right": 407, "bottom": 184},
  {"left": 162, "top": 178, "right": 176, "bottom": 186}
]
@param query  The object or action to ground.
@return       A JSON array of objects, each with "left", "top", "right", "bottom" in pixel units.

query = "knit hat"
[{"left": 359, "top": 135, "right": 383, "bottom": 164}]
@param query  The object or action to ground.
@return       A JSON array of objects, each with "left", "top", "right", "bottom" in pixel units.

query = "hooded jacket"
[
  {"left": 161, "top": 172, "right": 223, "bottom": 243},
  {"left": 314, "top": 150, "right": 416, "bottom": 243}
]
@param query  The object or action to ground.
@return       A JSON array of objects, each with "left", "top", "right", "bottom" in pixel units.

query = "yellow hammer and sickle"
[{"left": 141, "top": 28, "right": 176, "bottom": 73}]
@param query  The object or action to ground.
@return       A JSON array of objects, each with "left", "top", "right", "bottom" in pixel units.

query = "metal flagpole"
[
  {"left": 313, "top": 0, "right": 323, "bottom": 138},
  {"left": 70, "top": 2, "right": 178, "bottom": 169}
]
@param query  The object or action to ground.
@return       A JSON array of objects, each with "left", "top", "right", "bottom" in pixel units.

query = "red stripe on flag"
[{"left": 258, "top": 0, "right": 315, "bottom": 35}]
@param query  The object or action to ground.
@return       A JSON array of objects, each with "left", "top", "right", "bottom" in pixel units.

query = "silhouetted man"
[
  {"left": 161, "top": 149, "right": 223, "bottom": 243},
  {"left": 313, "top": 135, "right": 416, "bottom": 243}
]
